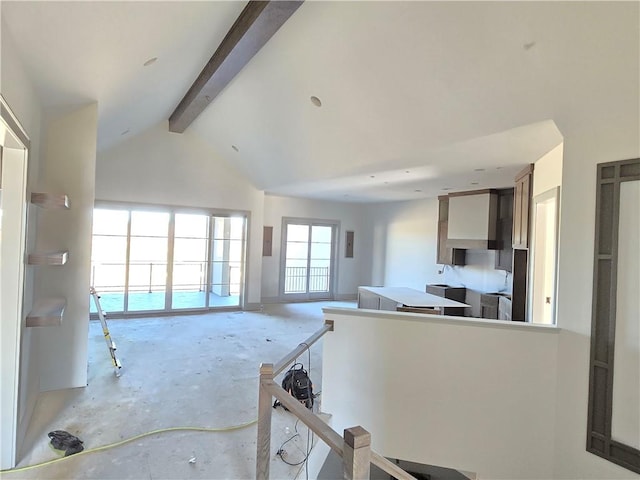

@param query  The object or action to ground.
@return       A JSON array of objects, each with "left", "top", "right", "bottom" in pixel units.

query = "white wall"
[
  {"left": 365, "top": 198, "right": 510, "bottom": 294},
  {"left": 364, "top": 199, "right": 439, "bottom": 290},
  {"left": 261, "top": 195, "right": 371, "bottom": 301},
  {"left": 440, "top": 250, "right": 512, "bottom": 294},
  {"left": 322, "top": 308, "right": 560, "bottom": 479},
  {"left": 533, "top": 143, "right": 563, "bottom": 198},
  {"left": 36, "top": 103, "right": 97, "bottom": 391},
  {"left": 96, "top": 122, "right": 265, "bottom": 305},
  {"left": 552, "top": 132, "right": 640, "bottom": 475},
  {"left": 1, "top": 20, "right": 45, "bottom": 465}
]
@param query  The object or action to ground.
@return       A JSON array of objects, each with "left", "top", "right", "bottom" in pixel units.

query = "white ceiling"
[{"left": 2, "top": 1, "right": 638, "bottom": 202}]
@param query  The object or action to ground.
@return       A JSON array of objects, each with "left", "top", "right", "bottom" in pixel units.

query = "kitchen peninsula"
[{"left": 357, "top": 286, "right": 470, "bottom": 314}]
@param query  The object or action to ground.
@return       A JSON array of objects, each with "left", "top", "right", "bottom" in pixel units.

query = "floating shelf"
[
  {"left": 28, "top": 250, "right": 69, "bottom": 266},
  {"left": 26, "top": 298, "right": 66, "bottom": 327},
  {"left": 30, "top": 192, "right": 70, "bottom": 209}
]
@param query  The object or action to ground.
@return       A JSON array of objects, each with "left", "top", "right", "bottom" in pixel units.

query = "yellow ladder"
[{"left": 90, "top": 287, "right": 122, "bottom": 376}]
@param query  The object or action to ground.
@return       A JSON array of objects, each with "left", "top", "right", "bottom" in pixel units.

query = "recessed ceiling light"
[
  {"left": 496, "top": 166, "right": 503, "bottom": 170},
  {"left": 414, "top": 189, "right": 422, "bottom": 193},
  {"left": 474, "top": 168, "right": 485, "bottom": 172},
  {"left": 442, "top": 187, "right": 452, "bottom": 191},
  {"left": 143, "top": 57, "right": 158, "bottom": 67},
  {"left": 231, "top": 145, "right": 239, "bottom": 152},
  {"left": 370, "top": 175, "right": 375, "bottom": 179},
  {"left": 310, "top": 96, "right": 322, "bottom": 107},
  {"left": 471, "top": 182, "right": 479, "bottom": 185},
  {"left": 121, "top": 129, "right": 130, "bottom": 136},
  {"left": 405, "top": 170, "right": 410, "bottom": 174},
  {"left": 523, "top": 41, "right": 536, "bottom": 51}
]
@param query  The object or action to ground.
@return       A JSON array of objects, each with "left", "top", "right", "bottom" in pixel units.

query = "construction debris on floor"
[{"left": 47, "top": 431, "right": 84, "bottom": 456}]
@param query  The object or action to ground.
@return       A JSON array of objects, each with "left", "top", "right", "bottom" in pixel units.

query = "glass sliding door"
[
  {"left": 208, "top": 216, "right": 244, "bottom": 308},
  {"left": 127, "top": 211, "right": 170, "bottom": 312},
  {"left": 172, "top": 213, "right": 209, "bottom": 309},
  {"left": 283, "top": 224, "right": 310, "bottom": 295},
  {"left": 90, "top": 204, "right": 247, "bottom": 315},
  {"left": 281, "top": 220, "right": 336, "bottom": 300},
  {"left": 309, "top": 225, "right": 333, "bottom": 293},
  {"left": 90, "top": 209, "right": 129, "bottom": 313}
]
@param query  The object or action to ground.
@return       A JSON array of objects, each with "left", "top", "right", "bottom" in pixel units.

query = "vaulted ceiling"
[{"left": 2, "top": 1, "right": 638, "bottom": 202}]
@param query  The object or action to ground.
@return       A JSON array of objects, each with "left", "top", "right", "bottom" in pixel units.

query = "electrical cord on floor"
[
  {"left": 276, "top": 342, "right": 315, "bottom": 480},
  {"left": 6, "top": 340, "right": 320, "bottom": 476},
  {"left": 276, "top": 419, "right": 307, "bottom": 466},
  {"left": 0, "top": 419, "right": 257, "bottom": 475}
]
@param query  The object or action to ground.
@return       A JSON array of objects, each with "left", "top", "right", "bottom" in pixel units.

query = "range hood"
[{"left": 446, "top": 189, "right": 498, "bottom": 250}]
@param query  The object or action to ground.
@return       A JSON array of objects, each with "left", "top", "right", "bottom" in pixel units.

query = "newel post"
[
  {"left": 343, "top": 426, "right": 371, "bottom": 480},
  {"left": 256, "top": 363, "right": 274, "bottom": 480}
]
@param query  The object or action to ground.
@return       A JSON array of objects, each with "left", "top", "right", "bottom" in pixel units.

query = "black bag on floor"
[
  {"left": 273, "top": 363, "right": 314, "bottom": 410},
  {"left": 48, "top": 430, "right": 84, "bottom": 456}
]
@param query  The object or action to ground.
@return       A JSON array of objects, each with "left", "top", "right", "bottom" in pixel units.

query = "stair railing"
[{"left": 256, "top": 319, "right": 416, "bottom": 480}]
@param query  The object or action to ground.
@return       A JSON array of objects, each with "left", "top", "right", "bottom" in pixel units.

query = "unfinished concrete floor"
[{"left": 5, "top": 301, "right": 355, "bottom": 480}]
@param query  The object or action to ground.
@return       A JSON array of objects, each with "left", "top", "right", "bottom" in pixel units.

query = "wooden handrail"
[
  {"left": 273, "top": 320, "right": 333, "bottom": 375},
  {"left": 263, "top": 378, "right": 416, "bottom": 480},
  {"left": 256, "top": 319, "right": 417, "bottom": 480},
  {"left": 371, "top": 452, "right": 417, "bottom": 480},
  {"left": 263, "top": 379, "right": 344, "bottom": 453}
]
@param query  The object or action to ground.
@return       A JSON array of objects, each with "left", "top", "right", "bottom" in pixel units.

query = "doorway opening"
[{"left": 529, "top": 187, "right": 560, "bottom": 325}]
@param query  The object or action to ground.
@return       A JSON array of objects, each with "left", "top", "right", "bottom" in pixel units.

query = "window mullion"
[
  {"left": 124, "top": 210, "right": 132, "bottom": 312},
  {"left": 165, "top": 212, "right": 176, "bottom": 310}
]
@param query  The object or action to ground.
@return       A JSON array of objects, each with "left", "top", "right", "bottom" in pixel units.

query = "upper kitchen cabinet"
[
  {"left": 447, "top": 189, "right": 499, "bottom": 250},
  {"left": 437, "top": 196, "right": 466, "bottom": 266},
  {"left": 495, "top": 188, "right": 514, "bottom": 271},
  {"left": 513, "top": 164, "right": 534, "bottom": 249}
]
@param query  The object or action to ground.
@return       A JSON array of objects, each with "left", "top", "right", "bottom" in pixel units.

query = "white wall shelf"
[
  {"left": 26, "top": 297, "right": 66, "bottom": 327},
  {"left": 27, "top": 251, "right": 69, "bottom": 266},
  {"left": 27, "top": 192, "right": 70, "bottom": 327},
  {"left": 30, "top": 192, "right": 70, "bottom": 209}
]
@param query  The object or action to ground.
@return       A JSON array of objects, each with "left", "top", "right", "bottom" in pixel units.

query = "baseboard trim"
[{"left": 260, "top": 294, "right": 357, "bottom": 305}]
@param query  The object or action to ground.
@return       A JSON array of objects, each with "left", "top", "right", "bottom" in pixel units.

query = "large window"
[{"left": 90, "top": 204, "right": 247, "bottom": 315}]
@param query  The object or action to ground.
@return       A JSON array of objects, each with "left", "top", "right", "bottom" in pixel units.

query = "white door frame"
[
  {"left": 528, "top": 186, "right": 561, "bottom": 325},
  {"left": 0, "top": 96, "right": 30, "bottom": 470}
]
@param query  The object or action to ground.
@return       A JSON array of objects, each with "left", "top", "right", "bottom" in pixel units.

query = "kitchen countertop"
[{"left": 359, "top": 286, "right": 470, "bottom": 308}]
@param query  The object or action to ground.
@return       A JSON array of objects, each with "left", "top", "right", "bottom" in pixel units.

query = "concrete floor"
[{"left": 5, "top": 300, "right": 355, "bottom": 480}]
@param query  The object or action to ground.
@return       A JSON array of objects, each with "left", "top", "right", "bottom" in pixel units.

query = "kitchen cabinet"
[
  {"left": 498, "top": 296, "right": 512, "bottom": 321},
  {"left": 426, "top": 284, "right": 466, "bottom": 316},
  {"left": 511, "top": 249, "right": 528, "bottom": 321},
  {"left": 512, "top": 165, "right": 533, "bottom": 320},
  {"left": 436, "top": 196, "right": 466, "bottom": 265},
  {"left": 495, "top": 188, "right": 514, "bottom": 271},
  {"left": 463, "top": 290, "right": 482, "bottom": 318},
  {"left": 480, "top": 292, "right": 512, "bottom": 320},
  {"left": 480, "top": 293, "right": 500, "bottom": 320},
  {"left": 513, "top": 165, "right": 533, "bottom": 249}
]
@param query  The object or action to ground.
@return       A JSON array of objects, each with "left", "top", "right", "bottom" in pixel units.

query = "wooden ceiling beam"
[{"left": 169, "top": 0, "right": 303, "bottom": 133}]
